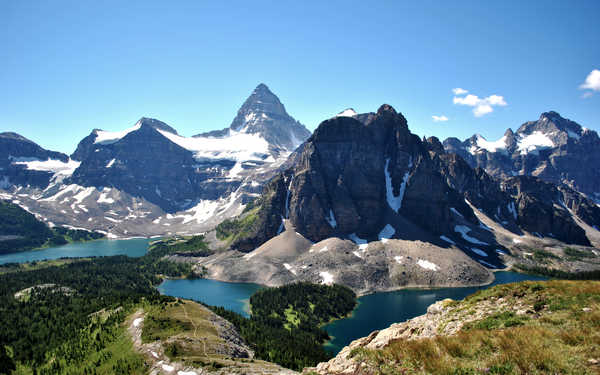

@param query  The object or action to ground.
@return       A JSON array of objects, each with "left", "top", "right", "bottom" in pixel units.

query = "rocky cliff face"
[
  {"left": 443, "top": 111, "right": 600, "bottom": 201},
  {"left": 228, "top": 105, "right": 600, "bottom": 257},
  {"left": 244, "top": 105, "right": 469, "bottom": 246}
]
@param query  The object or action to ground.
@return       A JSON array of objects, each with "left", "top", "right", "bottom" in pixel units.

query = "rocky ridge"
[
  {"left": 443, "top": 111, "right": 600, "bottom": 201},
  {"left": 305, "top": 280, "right": 600, "bottom": 374}
]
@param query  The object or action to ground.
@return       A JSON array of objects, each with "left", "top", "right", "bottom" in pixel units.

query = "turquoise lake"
[
  {"left": 1, "top": 239, "right": 548, "bottom": 353},
  {"left": 322, "top": 271, "right": 548, "bottom": 354},
  {"left": 157, "top": 278, "right": 263, "bottom": 317},
  {"left": 0, "top": 238, "right": 152, "bottom": 264}
]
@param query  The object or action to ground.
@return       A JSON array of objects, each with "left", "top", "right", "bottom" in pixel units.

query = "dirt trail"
[{"left": 125, "top": 305, "right": 297, "bottom": 375}]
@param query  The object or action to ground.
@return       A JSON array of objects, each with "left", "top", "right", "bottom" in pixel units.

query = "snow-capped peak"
[
  {"left": 468, "top": 134, "right": 508, "bottom": 155},
  {"left": 336, "top": 108, "right": 358, "bottom": 118}
]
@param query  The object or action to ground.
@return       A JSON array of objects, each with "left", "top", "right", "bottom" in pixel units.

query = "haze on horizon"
[{"left": 1, "top": 0, "right": 599, "bottom": 153}]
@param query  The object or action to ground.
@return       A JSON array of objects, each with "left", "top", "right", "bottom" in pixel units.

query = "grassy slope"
[
  {"left": 348, "top": 280, "right": 600, "bottom": 374},
  {"left": 215, "top": 205, "right": 261, "bottom": 247}
]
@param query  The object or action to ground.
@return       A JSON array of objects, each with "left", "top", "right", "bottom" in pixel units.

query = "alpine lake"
[{"left": 1, "top": 238, "right": 547, "bottom": 354}]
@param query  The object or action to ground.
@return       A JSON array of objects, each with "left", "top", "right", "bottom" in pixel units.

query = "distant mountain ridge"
[{"left": 443, "top": 111, "right": 600, "bottom": 201}]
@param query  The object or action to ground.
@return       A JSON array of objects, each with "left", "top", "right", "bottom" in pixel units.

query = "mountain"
[
  {"left": 196, "top": 83, "right": 311, "bottom": 151},
  {"left": 0, "top": 84, "right": 311, "bottom": 238},
  {"left": 191, "top": 104, "right": 600, "bottom": 294},
  {"left": 0, "top": 132, "right": 75, "bottom": 189},
  {"left": 443, "top": 111, "right": 600, "bottom": 201}
]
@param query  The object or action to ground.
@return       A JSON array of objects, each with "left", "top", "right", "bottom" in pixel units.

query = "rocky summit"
[{"left": 0, "top": 84, "right": 311, "bottom": 237}]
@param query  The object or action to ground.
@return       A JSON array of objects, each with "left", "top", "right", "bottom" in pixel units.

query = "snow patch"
[
  {"left": 394, "top": 256, "right": 403, "bottom": 264},
  {"left": 507, "top": 202, "right": 517, "bottom": 220},
  {"left": 517, "top": 131, "right": 554, "bottom": 155},
  {"left": 417, "top": 259, "right": 439, "bottom": 271},
  {"left": 162, "top": 364, "right": 174, "bottom": 372},
  {"left": 283, "top": 263, "right": 297, "bottom": 275},
  {"left": 320, "top": 271, "right": 334, "bottom": 285},
  {"left": 97, "top": 192, "right": 115, "bottom": 204},
  {"left": 227, "top": 162, "right": 244, "bottom": 178},
  {"left": 12, "top": 158, "right": 80, "bottom": 176},
  {"left": 94, "top": 123, "right": 141, "bottom": 144},
  {"left": 450, "top": 207, "right": 464, "bottom": 218},
  {"left": 72, "top": 186, "right": 95, "bottom": 203},
  {"left": 349, "top": 233, "right": 368, "bottom": 250},
  {"left": 336, "top": 108, "right": 358, "bottom": 117},
  {"left": 471, "top": 248, "right": 488, "bottom": 257},
  {"left": 439, "top": 235, "right": 456, "bottom": 245},
  {"left": 384, "top": 158, "right": 411, "bottom": 213},
  {"left": 326, "top": 209, "right": 337, "bottom": 228},
  {"left": 158, "top": 128, "right": 270, "bottom": 162},
  {"left": 454, "top": 225, "right": 489, "bottom": 245},
  {"left": 469, "top": 135, "right": 508, "bottom": 154},
  {"left": 478, "top": 260, "right": 497, "bottom": 268},
  {"left": 378, "top": 224, "right": 395, "bottom": 243}
]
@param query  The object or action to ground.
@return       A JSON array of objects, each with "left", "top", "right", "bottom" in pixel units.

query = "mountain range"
[
  {"left": 178, "top": 105, "right": 600, "bottom": 294},
  {"left": 0, "top": 84, "right": 310, "bottom": 237},
  {"left": 1, "top": 86, "right": 600, "bottom": 290}
]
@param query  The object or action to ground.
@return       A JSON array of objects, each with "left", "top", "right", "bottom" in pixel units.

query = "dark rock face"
[
  {"left": 0, "top": 132, "right": 69, "bottom": 189},
  {"left": 195, "top": 83, "right": 311, "bottom": 151},
  {"left": 229, "top": 105, "right": 600, "bottom": 252},
  {"left": 238, "top": 105, "right": 471, "bottom": 244},
  {"left": 443, "top": 111, "right": 600, "bottom": 200},
  {"left": 500, "top": 176, "right": 593, "bottom": 246},
  {"left": 70, "top": 122, "right": 236, "bottom": 212}
]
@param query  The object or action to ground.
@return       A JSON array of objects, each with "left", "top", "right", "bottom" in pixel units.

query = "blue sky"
[{"left": 1, "top": 1, "right": 599, "bottom": 153}]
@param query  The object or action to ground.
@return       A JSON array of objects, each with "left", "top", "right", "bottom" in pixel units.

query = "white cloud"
[
  {"left": 579, "top": 69, "right": 600, "bottom": 97},
  {"left": 453, "top": 94, "right": 481, "bottom": 106},
  {"left": 452, "top": 90, "right": 507, "bottom": 117},
  {"left": 432, "top": 115, "right": 449, "bottom": 122},
  {"left": 582, "top": 91, "right": 594, "bottom": 99},
  {"left": 486, "top": 95, "right": 507, "bottom": 106},
  {"left": 473, "top": 104, "right": 493, "bottom": 117},
  {"left": 452, "top": 88, "right": 468, "bottom": 95}
]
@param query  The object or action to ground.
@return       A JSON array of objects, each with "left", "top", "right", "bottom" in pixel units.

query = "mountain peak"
[
  {"left": 336, "top": 108, "right": 358, "bottom": 118},
  {"left": 136, "top": 117, "right": 178, "bottom": 135},
  {"left": 225, "top": 84, "right": 311, "bottom": 150},
  {"left": 254, "top": 83, "right": 271, "bottom": 93},
  {"left": 377, "top": 104, "right": 397, "bottom": 116}
]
